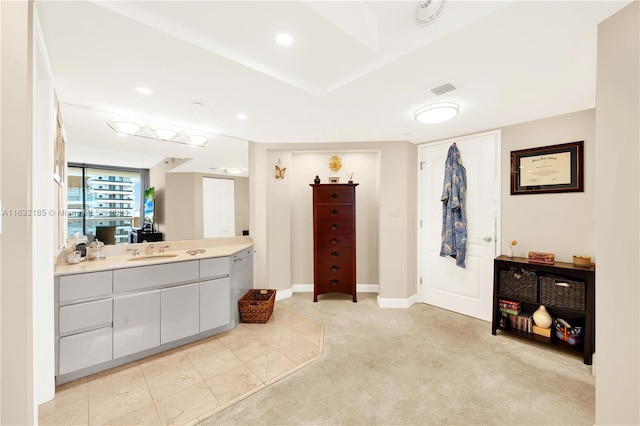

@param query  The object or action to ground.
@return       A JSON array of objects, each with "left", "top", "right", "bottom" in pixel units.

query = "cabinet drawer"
[
  {"left": 317, "top": 248, "right": 353, "bottom": 262},
  {"left": 200, "top": 257, "right": 230, "bottom": 279},
  {"left": 113, "top": 260, "right": 199, "bottom": 293},
  {"left": 59, "top": 298, "right": 112, "bottom": 336},
  {"left": 317, "top": 234, "right": 353, "bottom": 248},
  {"left": 316, "top": 261, "right": 353, "bottom": 276},
  {"left": 315, "top": 205, "right": 353, "bottom": 220},
  {"left": 59, "top": 327, "right": 112, "bottom": 375},
  {"left": 317, "top": 220, "right": 352, "bottom": 234},
  {"left": 314, "top": 188, "right": 354, "bottom": 204},
  {"left": 59, "top": 271, "right": 113, "bottom": 303}
]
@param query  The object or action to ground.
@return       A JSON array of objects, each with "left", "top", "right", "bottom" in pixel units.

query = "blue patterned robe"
[{"left": 440, "top": 144, "right": 467, "bottom": 268}]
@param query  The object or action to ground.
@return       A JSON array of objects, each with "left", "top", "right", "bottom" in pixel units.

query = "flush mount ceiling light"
[
  {"left": 236, "top": 113, "right": 247, "bottom": 120},
  {"left": 414, "top": 102, "right": 459, "bottom": 124},
  {"left": 276, "top": 33, "right": 293, "bottom": 46},
  {"left": 154, "top": 129, "right": 177, "bottom": 140},
  {"left": 187, "top": 135, "right": 208, "bottom": 146},
  {"left": 224, "top": 167, "right": 244, "bottom": 175},
  {"left": 136, "top": 87, "right": 152, "bottom": 94}
]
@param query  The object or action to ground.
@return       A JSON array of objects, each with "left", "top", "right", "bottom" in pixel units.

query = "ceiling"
[{"left": 35, "top": 0, "right": 630, "bottom": 175}]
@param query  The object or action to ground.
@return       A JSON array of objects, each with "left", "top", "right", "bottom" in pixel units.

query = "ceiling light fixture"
[
  {"left": 224, "top": 167, "right": 244, "bottom": 175},
  {"left": 113, "top": 121, "right": 142, "bottom": 134},
  {"left": 276, "top": 33, "right": 293, "bottom": 46},
  {"left": 107, "top": 119, "right": 211, "bottom": 147},
  {"left": 414, "top": 102, "right": 459, "bottom": 124},
  {"left": 236, "top": 113, "right": 247, "bottom": 120},
  {"left": 136, "top": 87, "right": 152, "bottom": 94}
]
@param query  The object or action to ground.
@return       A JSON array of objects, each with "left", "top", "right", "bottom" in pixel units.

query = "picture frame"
[
  {"left": 53, "top": 113, "right": 66, "bottom": 186},
  {"left": 328, "top": 177, "right": 340, "bottom": 183},
  {"left": 510, "top": 141, "right": 584, "bottom": 195}
]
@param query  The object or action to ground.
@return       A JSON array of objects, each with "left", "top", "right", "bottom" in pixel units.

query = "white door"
[
  {"left": 203, "top": 177, "right": 235, "bottom": 238},
  {"left": 419, "top": 131, "right": 500, "bottom": 321}
]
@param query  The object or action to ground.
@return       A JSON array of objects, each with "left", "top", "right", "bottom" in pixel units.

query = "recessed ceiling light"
[
  {"left": 136, "top": 87, "right": 152, "bottom": 95},
  {"left": 236, "top": 113, "right": 247, "bottom": 120},
  {"left": 276, "top": 33, "right": 293, "bottom": 46},
  {"left": 192, "top": 101, "right": 204, "bottom": 107},
  {"left": 414, "top": 102, "right": 459, "bottom": 124}
]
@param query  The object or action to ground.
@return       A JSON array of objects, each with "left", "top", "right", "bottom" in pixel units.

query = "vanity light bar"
[{"left": 107, "top": 119, "right": 211, "bottom": 147}]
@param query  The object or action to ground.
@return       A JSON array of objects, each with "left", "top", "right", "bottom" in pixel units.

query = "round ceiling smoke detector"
[{"left": 416, "top": 0, "right": 447, "bottom": 26}]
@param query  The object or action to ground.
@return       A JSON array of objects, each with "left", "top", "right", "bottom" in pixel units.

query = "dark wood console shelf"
[{"left": 492, "top": 255, "right": 595, "bottom": 365}]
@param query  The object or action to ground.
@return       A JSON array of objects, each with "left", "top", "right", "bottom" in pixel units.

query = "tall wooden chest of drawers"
[{"left": 310, "top": 183, "right": 358, "bottom": 302}]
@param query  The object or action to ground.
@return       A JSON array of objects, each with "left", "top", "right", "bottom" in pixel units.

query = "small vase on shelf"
[
  {"left": 507, "top": 246, "right": 513, "bottom": 258},
  {"left": 314, "top": 175, "right": 320, "bottom": 184},
  {"left": 532, "top": 305, "right": 553, "bottom": 329}
]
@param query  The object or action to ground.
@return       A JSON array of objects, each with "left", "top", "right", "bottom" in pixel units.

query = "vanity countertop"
[{"left": 55, "top": 238, "right": 253, "bottom": 276}]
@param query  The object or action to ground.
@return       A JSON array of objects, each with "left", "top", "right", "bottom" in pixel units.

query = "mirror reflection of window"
[{"left": 66, "top": 164, "right": 144, "bottom": 244}]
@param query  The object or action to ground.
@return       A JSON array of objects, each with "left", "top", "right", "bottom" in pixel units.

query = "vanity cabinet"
[
  {"left": 113, "top": 291, "right": 161, "bottom": 358},
  {"left": 161, "top": 283, "right": 200, "bottom": 344},
  {"left": 310, "top": 183, "right": 358, "bottom": 302},
  {"left": 55, "top": 247, "right": 252, "bottom": 385}
]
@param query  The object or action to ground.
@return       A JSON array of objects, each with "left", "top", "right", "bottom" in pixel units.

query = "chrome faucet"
[
  {"left": 146, "top": 243, "right": 155, "bottom": 255},
  {"left": 159, "top": 245, "right": 170, "bottom": 253}
]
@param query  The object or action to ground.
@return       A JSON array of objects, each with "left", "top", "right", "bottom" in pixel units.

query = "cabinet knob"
[
  {"left": 331, "top": 279, "right": 339, "bottom": 286},
  {"left": 330, "top": 238, "right": 338, "bottom": 244},
  {"left": 330, "top": 209, "right": 339, "bottom": 216},
  {"left": 329, "top": 193, "right": 339, "bottom": 199},
  {"left": 330, "top": 252, "right": 339, "bottom": 258},
  {"left": 330, "top": 224, "right": 338, "bottom": 230},
  {"left": 330, "top": 265, "right": 340, "bottom": 271}
]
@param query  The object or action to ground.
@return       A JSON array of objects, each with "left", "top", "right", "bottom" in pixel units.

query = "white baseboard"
[
  {"left": 376, "top": 293, "right": 419, "bottom": 309},
  {"left": 275, "top": 288, "right": 293, "bottom": 301}
]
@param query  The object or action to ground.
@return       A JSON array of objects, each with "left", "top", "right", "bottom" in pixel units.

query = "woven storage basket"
[
  {"left": 498, "top": 268, "right": 538, "bottom": 302},
  {"left": 539, "top": 276, "right": 585, "bottom": 311},
  {"left": 238, "top": 289, "right": 276, "bottom": 323}
]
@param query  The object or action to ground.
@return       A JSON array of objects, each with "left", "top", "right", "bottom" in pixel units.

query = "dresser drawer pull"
[
  {"left": 330, "top": 209, "right": 339, "bottom": 216},
  {"left": 330, "top": 238, "right": 338, "bottom": 244},
  {"left": 330, "top": 265, "right": 340, "bottom": 271},
  {"left": 331, "top": 279, "right": 339, "bottom": 286},
  {"left": 329, "top": 193, "right": 339, "bottom": 199},
  {"left": 330, "top": 224, "right": 338, "bottom": 230},
  {"left": 330, "top": 252, "right": 340, "bottom": 258}
]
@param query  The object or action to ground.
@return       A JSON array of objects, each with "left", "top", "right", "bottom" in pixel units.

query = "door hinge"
[
  {"left": 420, "top": 161, "right": 425, "bottom": 171},
  {"left": 420, "top": 277, "right": 423, "bottom": 285},
  {"left": 420, "top": 220, "right": 422, "bottom": 228}
]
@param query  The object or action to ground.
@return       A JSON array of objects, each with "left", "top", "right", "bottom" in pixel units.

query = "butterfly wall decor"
[{"left": 275, "top": 165, "right": 287, "bottom": 179}]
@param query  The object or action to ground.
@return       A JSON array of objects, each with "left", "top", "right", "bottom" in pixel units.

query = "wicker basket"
[
  {"left": 238, "top": 289, "right": 276, "bottom": 323},
  {"left": 498, "top": 268, "right": 538, "bottom": 302},
  {"left": 539, "top": 276, "right": 585, "bottom": 311}
]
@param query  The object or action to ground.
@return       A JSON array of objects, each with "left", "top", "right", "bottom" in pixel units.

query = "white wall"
[
  {"left": 501, "top": 109, "right": 596, "bottom": 262},
  {"left": 0, "top": 1, "right": 35, "bottom": 423},
  {"left": 595, "top": 2, "right": 640, "bottom": 424}
]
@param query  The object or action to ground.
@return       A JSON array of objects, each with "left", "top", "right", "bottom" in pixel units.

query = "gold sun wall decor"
[{"left": 328, "top": 155, "right": 342, "bottom": 172}]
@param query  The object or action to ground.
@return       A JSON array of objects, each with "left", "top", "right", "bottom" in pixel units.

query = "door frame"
[{"left": 417, "top": 130, "right": 502, "bottom": 306}]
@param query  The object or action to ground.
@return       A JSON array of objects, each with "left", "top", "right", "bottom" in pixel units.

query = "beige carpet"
[{"left": 201, "top": 292, "right": 595, "bottom": 425}]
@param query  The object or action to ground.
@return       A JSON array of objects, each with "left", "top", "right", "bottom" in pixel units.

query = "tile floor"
[{"left": 38, "top": 304, "right": 323, "bottom": 426}]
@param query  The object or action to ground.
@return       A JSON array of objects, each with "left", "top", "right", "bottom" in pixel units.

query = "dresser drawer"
[
  {"left": 317, "top": 248, "right": 353, "bottom": 262},
  {"left": 315, "top": 205, "right": 353, "bottom": 220},
  {"left": 314, "top": 187, "right": 354, "bottom": 204},
  {"left": 317, "top": 219, "right": 352, "bottom": 234},
  {"left": 316, "top": 261, "right": 353, "bottom": 276},
  {"left": 59, "top": 298, "right": 112, "bottom": 336},
  {"left": 317, "top": 234, "right": 353, "bottom": 248},
  {"left": 315, "top": 276, "right": 354, "bottom": 294}
]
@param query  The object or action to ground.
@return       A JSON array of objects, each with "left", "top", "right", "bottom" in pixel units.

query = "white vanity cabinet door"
[
  {"left": 113, "top": 291, "right": 160, "bottom": 359},
  {"left": 59, "top": 327, "right": 112, "bottom": 375},
  {"left": 200, "top": 278, "right": 230, "bottom": 332},
  {"left": 161, "top": 284, "right": 199, "bottom": 344}
]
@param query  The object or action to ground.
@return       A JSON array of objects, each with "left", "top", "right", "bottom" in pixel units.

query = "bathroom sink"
[{"left": 127, "top": 253, "right": 179, "bottom": 261}]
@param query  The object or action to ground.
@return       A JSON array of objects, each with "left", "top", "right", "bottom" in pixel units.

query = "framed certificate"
[{"left": 511, "top": 141, "right": 584, "bottom": 195}]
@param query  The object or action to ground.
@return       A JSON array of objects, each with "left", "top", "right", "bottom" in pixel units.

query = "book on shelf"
[
  {"left": 498, "top": 299, "right": 521, "bottom": 315},
  {"left": 508, "top": 312, "right": 533, "bottom": 333},
  {"left": 532, "top": 325, "right": 551, "bottom": 337}
]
